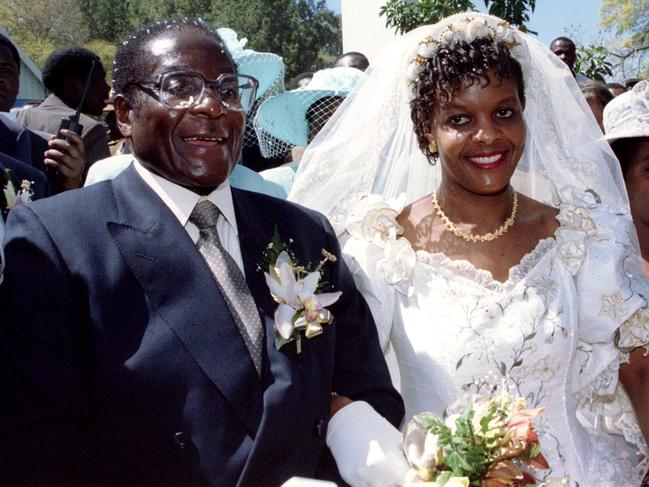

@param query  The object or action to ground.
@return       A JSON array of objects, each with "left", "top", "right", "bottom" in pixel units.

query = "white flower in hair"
[
  {"left": 466, "top": 18, "right": 490, "bottom": 39},
  {"left": 405, "top": 14, "right": 523, "bottom": 98},
  {"left": 416, "top": 41, "right": 435, "bottom": 59}
]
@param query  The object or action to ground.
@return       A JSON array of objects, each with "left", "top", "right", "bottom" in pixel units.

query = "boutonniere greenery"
[{"left": 262, "top": 230, "right": 342, "bottom": 353}]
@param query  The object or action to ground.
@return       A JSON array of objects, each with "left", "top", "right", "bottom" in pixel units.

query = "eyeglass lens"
[{"left": 160, "top": 73, "right": 254, "bottom": 111}]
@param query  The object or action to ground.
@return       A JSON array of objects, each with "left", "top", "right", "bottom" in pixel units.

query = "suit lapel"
[{"left": 106, "top": 166, "right": 263, "bottom": 435}]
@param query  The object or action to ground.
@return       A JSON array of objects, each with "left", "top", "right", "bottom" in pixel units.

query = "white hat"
[{"left": 603, "top": 80, "right": 649, "bottom": 143}]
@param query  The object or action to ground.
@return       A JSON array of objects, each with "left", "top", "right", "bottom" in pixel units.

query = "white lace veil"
[{"left": 288, "top": 13, "right": 629, "bottom": 235}]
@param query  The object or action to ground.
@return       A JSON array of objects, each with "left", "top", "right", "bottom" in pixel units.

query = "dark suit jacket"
[
  {"left": 0, "top": 114, "right": 50, "bottom": 172},
  {"left": 0, "top": 165, "right": 403, "bottom": 486},
  {"left": 16, "top": 94, "right": 111, "bottom": 166}
]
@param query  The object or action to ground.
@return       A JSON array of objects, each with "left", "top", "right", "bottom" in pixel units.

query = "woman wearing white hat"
[{"left": 604, "top": 80, "right": 649, "bottom": 275}]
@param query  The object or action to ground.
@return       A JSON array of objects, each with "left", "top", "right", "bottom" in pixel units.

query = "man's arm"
[{"left": 0, "top": 204, "right": 92, "bottom": 484}]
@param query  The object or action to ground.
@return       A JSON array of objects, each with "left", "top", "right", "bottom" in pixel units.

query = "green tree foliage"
[
  {"left": 380, "top": 0, "right": 536, "bottom": 35},
  {"left": 600, "top": 0, "right": 649, "bottom": 78},
  {"left": 575, "top": 44, "right": 613, "bottom": 82},
  {"left": 0, "top": 0, "right": 89, "bottom": 44},
  {"left": 2, "top": 0, "right": 341, "bottom": 81}
]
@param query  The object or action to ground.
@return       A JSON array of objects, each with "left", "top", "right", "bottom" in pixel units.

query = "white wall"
[{"left": 341, "top": 0, "right": 400, "bottom": 66}]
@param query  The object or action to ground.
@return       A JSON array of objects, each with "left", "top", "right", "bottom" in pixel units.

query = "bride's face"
[{"left": 430, "top": 70, "right": 526, "bottom": 195}]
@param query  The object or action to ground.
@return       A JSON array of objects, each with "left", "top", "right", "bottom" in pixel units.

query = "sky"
[{"left": 325, "top": 0, "right": 609, "bottom": 47}]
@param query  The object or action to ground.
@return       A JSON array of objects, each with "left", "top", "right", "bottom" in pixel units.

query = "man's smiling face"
[{"left": 118, "top": 28, "right": 245, "bottom": 194}]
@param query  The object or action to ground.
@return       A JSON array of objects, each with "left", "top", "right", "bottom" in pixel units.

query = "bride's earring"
[{"left": 428, "top": 139, "right": 439, "bottom": 164}]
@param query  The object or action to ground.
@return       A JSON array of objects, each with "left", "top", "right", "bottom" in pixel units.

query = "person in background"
[
  {"left": 0, "top": 34, "right": 86, "bottom": 192},
  {"left": 604, "top": 80, "right": 649, "bottom": 275},
  {"left": 579, "top": 80, "right": 614, "bottom": 132},
  {"left": 103, "top": 97, "right": 130, "bottom": 156},
  {"left": 607, "top": 81, "right": 627, "bottom": 97},
  {"left": 17, "top": 46, "right": 111, "bottom": 168},
  {"left": 289, "top": 72, "right": 314, "bottom": 90},
  {"left": 626, "top": 77, "right": 641, "bottom": 90},
  {"left": 333, "top": 51, "right": 369, "bottom": 72},
  {"left": 550, "top": 36, "right": 588, "bottom": 83},
  {"left": 254, "top": 67, "right": 367, "bottom": 197}
]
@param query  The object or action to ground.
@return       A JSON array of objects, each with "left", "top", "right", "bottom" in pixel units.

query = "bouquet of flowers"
[{"left": 402, "top": 393, "right": 554, "bottom": 487}]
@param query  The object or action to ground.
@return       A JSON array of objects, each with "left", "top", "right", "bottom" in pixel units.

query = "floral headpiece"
[{"left": 406, "top": 14, "right": 524, "bottom": 98}]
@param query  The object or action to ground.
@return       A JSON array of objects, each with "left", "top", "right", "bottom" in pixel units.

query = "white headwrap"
[{"left": 289, "top": 13, "right": 629, "bottom": 236}]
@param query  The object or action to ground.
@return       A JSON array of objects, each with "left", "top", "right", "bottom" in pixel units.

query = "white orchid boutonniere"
[{"left": 263, "top": 232, "right": 342, "bottom": 353}]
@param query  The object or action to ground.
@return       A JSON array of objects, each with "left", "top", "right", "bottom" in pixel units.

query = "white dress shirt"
[{"left": 134, "top": 160, "right": 245, "bottom": 275}]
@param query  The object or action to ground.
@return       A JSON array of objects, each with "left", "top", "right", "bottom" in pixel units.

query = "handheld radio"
[{"left": 56, "top": 59, "right": 97, "bottom": 138}]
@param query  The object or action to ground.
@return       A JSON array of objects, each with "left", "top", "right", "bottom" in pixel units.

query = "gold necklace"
[{"left": 432, "top": 190, "right": 518, "bottom": 243}]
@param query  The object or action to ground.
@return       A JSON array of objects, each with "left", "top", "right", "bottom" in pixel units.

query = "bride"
[{"left": 290, "top": 13, "right": 649, "bottom": 486}]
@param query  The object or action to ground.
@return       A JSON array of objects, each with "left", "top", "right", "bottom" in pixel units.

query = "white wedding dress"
[{"left": 341, "top": 195, "right": 649, "bottom": 486}]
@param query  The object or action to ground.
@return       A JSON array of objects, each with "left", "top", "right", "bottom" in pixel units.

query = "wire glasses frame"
[{"left": 127, "top": 70, "right": 259, "bottom": 113}]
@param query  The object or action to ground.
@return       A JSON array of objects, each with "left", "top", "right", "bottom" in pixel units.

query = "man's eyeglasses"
[{"left": 127, "top": 71, "right": 258, "bottom": 112}]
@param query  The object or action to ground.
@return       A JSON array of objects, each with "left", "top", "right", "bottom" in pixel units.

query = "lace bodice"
[{"left": 342, "top": 195, "right": 649, "bottom": 486}]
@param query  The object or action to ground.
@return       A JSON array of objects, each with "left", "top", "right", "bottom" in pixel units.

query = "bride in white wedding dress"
[{"left": 290, "top": 13, "right": 649, "bottom": 487}]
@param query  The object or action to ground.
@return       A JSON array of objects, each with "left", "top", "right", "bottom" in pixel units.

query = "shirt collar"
[{"left": 133, "top": 159, "right": 238, "bottom": 234}]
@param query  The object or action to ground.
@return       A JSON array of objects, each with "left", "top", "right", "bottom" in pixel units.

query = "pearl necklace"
[{"left": 432, "top": 190, "right": 518, "bottom": 243}]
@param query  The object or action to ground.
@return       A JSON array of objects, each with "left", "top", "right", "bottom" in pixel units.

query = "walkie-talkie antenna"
[
  {"left": 56, "top": 59, "right": 97, "bottom": 140},
  {"left": 51, "top": 59, "right": 98, "bottom": 179},
  {"left": 72, "top": 59, "right": 96, "bottom": 123}
]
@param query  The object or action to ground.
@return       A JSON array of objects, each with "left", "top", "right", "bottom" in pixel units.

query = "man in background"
[
  {"left": 550, "top": 36, "right": 589, "bottom": 83},
  {"left": 17, "top": 46, "right": 110, "bottom": 167},
  {"left": 1, "top": 36, "right": 87, "bottom": 192},
  {"left": 333, "top": 51, "right": 369, "bottom": 72}
]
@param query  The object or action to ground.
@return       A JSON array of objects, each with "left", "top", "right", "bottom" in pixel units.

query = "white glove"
[{"left": 326, "top": 401, "right": 409, "bottom": 487}]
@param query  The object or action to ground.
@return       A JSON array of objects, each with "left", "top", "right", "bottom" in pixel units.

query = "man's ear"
[{"left": 113, "top": 95, "right": 135, "bottom": 138}]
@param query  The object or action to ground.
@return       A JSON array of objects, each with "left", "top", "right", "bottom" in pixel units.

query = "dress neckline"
[{"left": 412, "top": 236, "right": 557, "bottom": 291}]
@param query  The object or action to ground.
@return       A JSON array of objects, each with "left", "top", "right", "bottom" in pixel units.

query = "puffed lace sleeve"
[
  {"left": 340, "top": 194, "right": 416, "bottom": 390},
  {"left": 562, "top": 204, "right": 649, "bottom": 459}
]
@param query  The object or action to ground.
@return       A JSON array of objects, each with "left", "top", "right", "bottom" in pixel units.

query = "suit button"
[
  {"left": 315, "top": 419, "right": 326, "bottom": 437},
  {"left": 174, "top": 431, "right": 188, "bottom": 449}
]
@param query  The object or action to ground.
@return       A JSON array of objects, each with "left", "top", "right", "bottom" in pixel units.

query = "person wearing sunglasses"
[{"left": 0, "top": 18, "right": 403, "bottom": 487}]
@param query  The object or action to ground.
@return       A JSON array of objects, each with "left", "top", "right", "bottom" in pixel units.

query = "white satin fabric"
[{"left": 342, "top": 196, "right": 649, "bottom": 486}]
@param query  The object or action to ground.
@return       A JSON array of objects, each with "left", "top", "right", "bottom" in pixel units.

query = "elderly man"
[{"left": 0, "top": 19, "right": 403, "bottom": 487}]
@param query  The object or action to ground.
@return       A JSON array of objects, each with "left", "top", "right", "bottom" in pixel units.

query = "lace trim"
[{"left": 414, "top": 236, "right": 557, "bottom": 291}]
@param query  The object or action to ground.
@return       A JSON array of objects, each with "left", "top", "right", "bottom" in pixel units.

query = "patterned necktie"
[{"left": 189, "top": 199, "right": 263, "bottom": 376}]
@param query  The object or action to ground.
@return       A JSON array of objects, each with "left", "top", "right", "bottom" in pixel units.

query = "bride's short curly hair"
[{"left": 411, "top": 37, "right": 525, "bottom": 164}]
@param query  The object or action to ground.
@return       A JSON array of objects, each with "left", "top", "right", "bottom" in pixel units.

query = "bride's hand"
[{"left": 326, "top": 401, "right": 410, "bottom": 486}]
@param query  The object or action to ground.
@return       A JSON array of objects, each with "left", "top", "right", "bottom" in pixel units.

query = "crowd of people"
[{"left": 0, "top": 11, "right": 648, "bottom": 487}]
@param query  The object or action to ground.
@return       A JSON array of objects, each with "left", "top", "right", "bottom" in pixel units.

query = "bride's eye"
[
  {"left": 448, "top": 114, "right": 470, "bottom": 126},
  {"left": 495, "top": 108, "right": 514, "bottom": 119}
]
